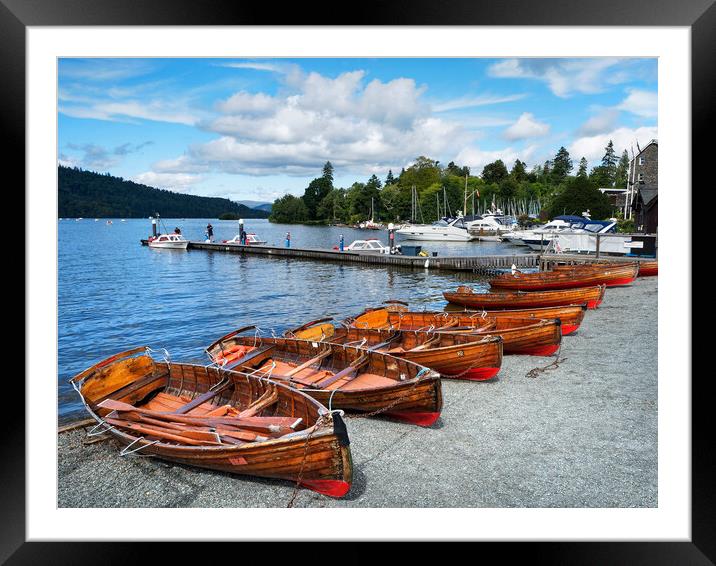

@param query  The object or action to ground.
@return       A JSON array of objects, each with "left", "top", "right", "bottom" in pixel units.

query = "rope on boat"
[
  {"left": 344, "top": 367, "right": 432, "bottom": 420},
  {"left": 286, "top": 412, "right": 335, "bottom": 508},
  {"left": 525, "top": 343, "right": 567, "bottom": 379}
]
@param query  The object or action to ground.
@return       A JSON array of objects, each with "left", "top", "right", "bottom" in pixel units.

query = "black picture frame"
[{"left": 8, "top": 0, "right": 708, "bottom": 562}]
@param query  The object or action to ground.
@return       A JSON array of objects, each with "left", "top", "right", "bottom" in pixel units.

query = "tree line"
[
  {"left": 269, "top": 141, "right": 631, "bottom": 225},
  {"left": 58, "top": 166, "right": 270, "bottom": 219}
]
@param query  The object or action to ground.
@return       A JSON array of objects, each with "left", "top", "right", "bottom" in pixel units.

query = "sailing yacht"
[{"left": 358, "top": 197, "right": 384, "bottom": 230}]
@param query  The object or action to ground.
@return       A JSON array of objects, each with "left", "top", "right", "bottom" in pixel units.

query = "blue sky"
[{"left": 58, "top": 57, "right": 657, "bottom": 202}]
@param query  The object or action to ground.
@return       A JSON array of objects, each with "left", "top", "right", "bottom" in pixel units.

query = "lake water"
[{"left": 58, "top": 217, "right": 532, "bottom": 423}]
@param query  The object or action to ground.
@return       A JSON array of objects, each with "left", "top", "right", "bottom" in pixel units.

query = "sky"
[{"left": 58, "top": 57, "right": 658, "bottom": 203}]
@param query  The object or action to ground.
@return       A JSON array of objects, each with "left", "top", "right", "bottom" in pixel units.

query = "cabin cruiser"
[
  {"left": 466, "top": 215, "right": 514, "bottom": 241},
  {"left": 223, "top": 233, "right": 267, "bottom": 245},
  {"left": 501, "top": 215, "right": 588, "bottom": 246},
  {"left": 148, "top": 233, "right": 189, "bottom": 249},
  {"left": 521, "top": 218, "right": 618, "bottom": 251},
  {"left": 336, "top": 238, "right": 400, "bottom": 254},
  {"left": 395, "top": 215, "right": 475, "bottom": 241}
]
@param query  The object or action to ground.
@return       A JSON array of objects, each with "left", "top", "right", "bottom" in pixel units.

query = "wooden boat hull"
[
  {"left": 286, "top": 323, "right": 504, "bottom": 382},
  {"left": 489, "top": 264, "right": 638, "bottom": 290},
  {"left": 345, "top": 310, "right": 561, "bottom": 356},
  {"left": 443, "top": 285, "right": 606, "bottom": 310},
  {"left": 637, "top": 260, "right": 658, "bottom": 276},
  {"left": 206, "top": 333, "right": 443, "bottom": 427},
  {"left": 70, "top": 348, "right": 353, "bottom": 497},
  {"left": 444, "top": 304, "right": 588, "bottom": 336}
]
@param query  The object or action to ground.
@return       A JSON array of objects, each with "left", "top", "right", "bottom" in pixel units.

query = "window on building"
[
  {"left": 638, "top": 157, "right": 645, "bottom": 165},
  {"left": 638, "top": 173, "right": 644, "bottom": 183}
]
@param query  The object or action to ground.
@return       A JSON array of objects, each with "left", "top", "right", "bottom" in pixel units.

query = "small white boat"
[
  {"left": 466, "top": 216, "right": 511, "bottom": 241},
  {"left": 339, "top": 238, "right": 399, "bottom": 254},
  {"left": 148, "top": 233, "right": 189, "bottom": 249},
  {"left": 223, "top": 233, "right": 267, "bottom": 245},
  {"left": 396, "top": 216, "right": 475, "bottom": 241}
]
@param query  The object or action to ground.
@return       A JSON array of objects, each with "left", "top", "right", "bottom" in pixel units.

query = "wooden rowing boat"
[
  {"left": 443, "top": 285, "right": 606, "bottom": 310},
  {"left": 444, "top": 304, "right": 588, "bottom": 336},
  {"left": 284, "top": 318, "right": 504, "bottom": 381},
  {"left": 345, "top": 309, "right": 562, "bottom": 356},
  {"left": 489, "top": 263, "right": 638, "bottom": 290},
  {"left": 637, "top": 260, "right": 658, "bottom": 276},
  {"left": 205, "top": 328, "right": 443, "bottom": 426},
  {"left": 70, "top": 347, "right": 353, "bottom": 497}
]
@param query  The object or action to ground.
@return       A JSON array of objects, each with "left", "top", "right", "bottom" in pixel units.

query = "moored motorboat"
[
  {"left": 206, "top": 328, "right": 443, "bottom": 426},
  {"left": 223, "top": 233, "right": 267, "bottom": 245},
  {"left": 70, "top": 347, "right": 353, "bottom": 497},
  {"left": 345, "top": 308, "right": 562, "bottom": 356},
  {"left": 285, "top": 318, "right": 504, "bottom": 381},
  {"left": 148, "top": 233, "right": 189, "bottom": 249},
  {"left": 443, "top": 285, "right": 606, "bottom": 310},
  {"left": 489, "top": 263, "right": 638, "bottom": 290}
]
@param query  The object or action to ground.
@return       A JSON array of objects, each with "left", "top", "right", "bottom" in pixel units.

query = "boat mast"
[{"left": 463, "top": 174, "right": 468, "bottom": 218}]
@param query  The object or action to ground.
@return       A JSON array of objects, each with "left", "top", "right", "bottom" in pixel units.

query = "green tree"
[
  {"left": 599, "top": 140, "right": 618, "bottom": 186},
  {"left": 385, "top": 169, "right": 395, "bottom": 186},
  {"left": 317, "top": 188, "right": 348, "bottom": 223},
  {"left": 551, "top": 146, "right": 573, "bottom": 182},
  {"left": 269, "top": 194, "right": 309, "bottom": 223},
  {"left": 547, "top": 176, "right": 613, "bottom": 219},
  {"left": 481, "top": 160, "right": 508, "bottom": 184},
  {"left": 615, "top": 150, "right": 630, "bottom": 188},
  {"left": 577, "top": 157, "right": 588, "bottom": 178},
  {"left": 301, "top": 161, "right": 334, "bottom": 219},
  {"left": 510, "top": 159, "right": 528, "bottom": 182}
]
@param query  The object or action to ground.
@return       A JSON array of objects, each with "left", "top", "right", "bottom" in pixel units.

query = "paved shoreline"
[{"left": 58, "top": 276, "right": 657, "bottom": 508}]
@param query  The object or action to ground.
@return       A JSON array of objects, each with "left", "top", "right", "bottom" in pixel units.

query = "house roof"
[
  {"left": 636, "top": 139, "right": 658, "bottom": 157},
  {"left": 639, "top": 188, "right": 658, "bottom": 206}
]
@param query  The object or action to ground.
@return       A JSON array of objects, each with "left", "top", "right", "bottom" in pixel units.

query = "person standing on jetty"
[{"left": 206, "top": 223, "right": 214, "bottom": 242}]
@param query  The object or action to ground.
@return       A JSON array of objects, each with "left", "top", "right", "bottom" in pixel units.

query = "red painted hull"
[
  {"left": 299, "top": 479, "right": 352, "bottom": 498},
  {"left": 517, "top": 343, "right": 560, "bottom": 356},
  {"left": 442, "top": 366, "right": 500, "bottom": 381},
  {"left": 385, "top": 411, "right": 441, "bottom": 427},
  {"left": 638, "top": 267, "right": 658, "bottom": 277},
  {"left": 561, "top": 323, "right": 580, "bottom": 335},
  {"left": 496, "top": 276, "right": 635, "bottom": 290}
]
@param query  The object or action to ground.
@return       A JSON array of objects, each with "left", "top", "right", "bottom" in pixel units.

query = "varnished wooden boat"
[
  {"left": 443, "top": 285, "right": 606, "bottom": 310},
  {"left": 345, "top": 309, "right": 562, "bottom": 356},
  {"left": 489, "top": 263, "right": 638, "bottom": 290},
  {"left": 637, "top": 260, "right": 658, "bottom": 276},
  {"left": 206, "top": 328, "right": 443, "bottom": 426},
  {"left": 444, "top": 303, "right": 588, "bottom": 336},
  {"left": 285, "top": 318, "right": 504, "bottom": 381},
  {"left": 70, "top": 347, "right": 353, "bottom": 497}
]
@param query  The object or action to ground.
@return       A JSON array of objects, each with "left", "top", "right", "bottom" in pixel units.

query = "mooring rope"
[{"left": 525, "top": 343, "right": 567, "bottom": 379}]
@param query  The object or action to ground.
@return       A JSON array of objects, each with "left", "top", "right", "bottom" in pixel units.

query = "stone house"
[{"left": 628, "top": 140, "right": 658, "bottom": 233}]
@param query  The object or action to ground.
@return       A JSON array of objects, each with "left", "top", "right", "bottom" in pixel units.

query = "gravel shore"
[{"left": 58, "top": 276, "right": 657, "bottom": 508}]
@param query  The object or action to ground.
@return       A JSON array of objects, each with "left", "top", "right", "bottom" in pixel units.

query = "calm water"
[{"left": 58, "top": 217, "right": 531, "bottom": 423}]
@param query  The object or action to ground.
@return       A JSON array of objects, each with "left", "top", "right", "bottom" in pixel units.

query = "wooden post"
[{"left": 595, "top": 234, "right": 601, "bottom": 258}]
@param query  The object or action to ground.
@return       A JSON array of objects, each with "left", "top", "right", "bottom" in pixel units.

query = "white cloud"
[
  {"left": 133, "top": 171, "right": 203, "bottom": 189},
  {"left": 454, "top": 144, "right": 538, "bottom": 171},
  {"left": 578, "top": 108, "right": 620, "bottom": 136},
  {"left": 61, "top": 142, "right": 153, "bottom": 171},
  {"left": 215, "top": 91, "right": 277, "bottom": 115},
  {"left": 504, "top": 112, "right": 550, "bottom": 141},
  {"left": 617, "top": 88, "right": 658, "bottom": 118},
  {"left": 569, "top": 126, "right": 658, "bottom": 163},
  {"left": 433, "top": 93, "right": 527, "bottom": 112},
  {"left": 218, "top": 62, "right": 287, "bottom": 73},
  {"left": 488, "top": 58, "right": 626, "bottom": 98}
]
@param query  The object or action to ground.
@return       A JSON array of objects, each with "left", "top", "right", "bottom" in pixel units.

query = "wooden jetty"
[{"left": 140, "top": 239, "right": 539, "bottom": 273}]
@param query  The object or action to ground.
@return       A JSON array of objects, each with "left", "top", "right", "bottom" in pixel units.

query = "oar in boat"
[
  {"left": 104, "top": 417, "right": 222, "bottom": 446},
  {"left": 173, "top": 378, "right": 234, "bottom": 415},
  {"left": 408, "top": 335, "right": 442, "bottom": 352},
  {"left": 237, "top": 386, "right": 279, "bottom": 418},
  {"left": 367, "top": 332, "right": 402, "bottom": 351},
  {"left": 314, "top": 353, "right": 371, "bottom": 389},
  {"left": 97, "top": 399, "right": 302, "bottom": 434},
  {"left": 284, "top": 349, "right": 333, "bottom": 377}
]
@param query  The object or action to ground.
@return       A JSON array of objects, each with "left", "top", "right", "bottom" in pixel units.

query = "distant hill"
[
  {"left": 58, "top": 166, "right": 271, "bottom": 219},
  {"left": 237, "top": 200, "right": 273, "bottom": 212}
]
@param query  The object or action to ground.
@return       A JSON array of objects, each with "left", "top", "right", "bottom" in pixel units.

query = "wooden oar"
[
  {"left": 368, "top": 332, "right": 402, "bottom": 351},
  {"left": 238, "top": 387, "right": 279, "bottom": 418},
  {"left": 104, "top": 417, "right": 221, "bottom": 446},
  {"left": 314, "top": 353, "right": 370, "bottom": 389},
  {"left": 173, "top": 379, "right": 234, "bottom": 415},
  {"left": 223, "top": 344, "right": 277, "bottom": 370},
  {"left": 408, "top": 335, "right": 442, "bottom": 351},
  {"left": 285, "top": 349, "right": 333, "bottom": 376},
  {"left": 98, "top": 399, "right": 301, "bottom": 433}
]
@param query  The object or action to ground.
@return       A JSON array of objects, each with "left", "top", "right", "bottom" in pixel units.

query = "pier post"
[
  {"left": 388, "top": 223, "right": 395, "bottom": 254},
  {"left": 239, "top": 218, "right": 245, "bottom": 245},
  {"left": 285, "top": 232, "right": 291, "bottom": 248},
  {"left": 151, "top": 216, "right": 157, "bottom": 238}
]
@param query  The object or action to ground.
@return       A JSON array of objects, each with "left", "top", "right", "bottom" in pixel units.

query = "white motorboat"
[
  {"left": 522, "top": 218, "right": 618, "bottom": 251},
  {"left": 338, "top": 238, "right": 399, "bottom": 254},
  {"left": 466, "top": 215, "right": 513, "bottom": 241},
  {"left": 396, "top": 215, "right": 475, "bottom": 241},
  {"left": 148, "top": 233, "right": 189, "bottom": 249},
  {"left": 501, "top": 215, "right": 585, "bottom": 246},
  {"left": 223, "top": 233, "right": 267, "bottom": 245}
]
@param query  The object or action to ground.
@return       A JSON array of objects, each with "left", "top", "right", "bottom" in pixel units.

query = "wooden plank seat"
[{"left": 264, "top": 360, "right": 395, "bottom": 391}]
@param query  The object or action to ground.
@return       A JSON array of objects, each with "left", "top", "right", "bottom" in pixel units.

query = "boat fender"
[{"left": 331, "top": 412, "right": 350, "bottom": 447}]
